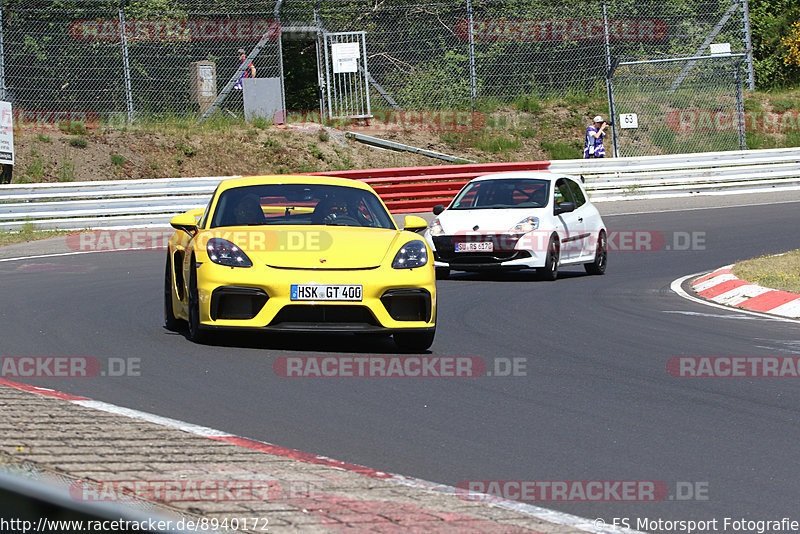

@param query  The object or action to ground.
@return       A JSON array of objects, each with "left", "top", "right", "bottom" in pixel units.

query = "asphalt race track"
[{"left": 2, "top": 200, "right": 800, "bottom": 528}]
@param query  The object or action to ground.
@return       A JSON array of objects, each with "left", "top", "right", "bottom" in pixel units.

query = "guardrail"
[{"left": 1, "top": 148, "right": 799, "bottom": 230}]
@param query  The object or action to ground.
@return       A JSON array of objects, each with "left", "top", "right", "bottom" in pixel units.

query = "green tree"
[{"left": 749, "top": 0, "right": 800, "bottom": 88}]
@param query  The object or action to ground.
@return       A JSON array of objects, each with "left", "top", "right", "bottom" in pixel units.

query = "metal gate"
[
  {"left": 608, "top": 54, "right": 747, "bottom": 158},
  {"left": 321, "top": 32, "right": 372, "bottom": 120}
]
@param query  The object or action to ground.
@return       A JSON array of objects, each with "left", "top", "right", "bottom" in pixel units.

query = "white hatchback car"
[{"left": 423, "top": 171, "right": 607, "bottom": 280}]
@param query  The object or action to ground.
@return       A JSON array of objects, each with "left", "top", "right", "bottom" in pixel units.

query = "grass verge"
[
  {"left": 0, "top": 223, "right": 73, "bottom": 247},
  {"left": 732, "top": 249, "right": 800, "bottom": 293}
]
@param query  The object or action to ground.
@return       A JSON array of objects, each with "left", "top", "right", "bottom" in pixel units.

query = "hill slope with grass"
[{"left": 10, "top": 88, "right": 800, "bottom": 184}]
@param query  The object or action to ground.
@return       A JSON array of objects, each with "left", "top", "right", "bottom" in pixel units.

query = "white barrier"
[
  {"left": 2, "top": 148, "right": 800, "bottom": 230},
  {"left": 550, "top": 147, "right": 800, "bottom": 202}
]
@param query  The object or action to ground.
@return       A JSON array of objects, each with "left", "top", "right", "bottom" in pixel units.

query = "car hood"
[
  {"left": 204, "top": 226, "right": 404, "bottom": 269},
  {"left": 436, "top": 208, "right": 550, "bottom": 234}
]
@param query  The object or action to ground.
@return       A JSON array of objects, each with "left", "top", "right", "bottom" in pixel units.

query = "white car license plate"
[
  {"left": 291, "top": 284, "right": 363, "bottom": 301},
  {"left": 455, "top": 241, "right": 493, "bottom": 252}
]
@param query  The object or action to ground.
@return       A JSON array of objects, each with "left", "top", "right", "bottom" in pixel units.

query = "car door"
[
  {"left": 565, "top": 178, "right": 593, "bottom": 259},
  {"left": 553, "top": 178, "right": 584, "bottom": 261}
]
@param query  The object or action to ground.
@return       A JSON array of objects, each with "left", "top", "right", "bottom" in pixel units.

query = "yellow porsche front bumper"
[{"left": 195, "top": 260, "right": 436, "bottom": 332}]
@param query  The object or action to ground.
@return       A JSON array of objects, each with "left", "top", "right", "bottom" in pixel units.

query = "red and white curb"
[
  {"left": 0, "top": 377, "right": 640, "bottom": 534},
  {"left": 691, "top": 265, "right": 800, "bottom": 319}
]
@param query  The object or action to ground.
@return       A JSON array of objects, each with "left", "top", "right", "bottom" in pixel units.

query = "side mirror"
[
  {"left": 403, "top": 215, "right": 428, "bottom": 232},
  {"left": 554, "top": 201, "right": 576, "bottom": 215},
  {"left": 170, "top": 212, "right": 199, "bottom": 236},
  {"left": 432, "top": 204, "right": 445, "bottom": 216}
]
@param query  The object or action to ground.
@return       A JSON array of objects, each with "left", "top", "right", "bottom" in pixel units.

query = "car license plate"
[
  {"left": 290, "top": 284, "right": 363, "bottom": 301},
  {"left": 455, "top": 241, "right": 493, "bottom": 252}
]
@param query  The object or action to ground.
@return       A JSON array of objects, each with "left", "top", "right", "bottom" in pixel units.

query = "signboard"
[
  {"left": 709, "top": 42, "right": 731, "bottom": 56},
  {"left": 0, "top": 101, "right": 14, "bottom": 165},
  {"left": 198, "top": 65, "right": 215, "bottom": 98},
  {"left": 331, "top": 42, "right": 360, "bottom": 74},
  {"left": 619, "top": 113, "right": 639, "bottom": 129}
]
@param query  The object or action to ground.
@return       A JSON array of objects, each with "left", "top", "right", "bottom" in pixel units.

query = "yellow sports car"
[{"left": 164, "top": 175, "right": 436, "bottom": 351}]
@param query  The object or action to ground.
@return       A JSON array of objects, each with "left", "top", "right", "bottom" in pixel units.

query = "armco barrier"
[{"left": 1, "top": 148, "right": 800, "bottom": 230}]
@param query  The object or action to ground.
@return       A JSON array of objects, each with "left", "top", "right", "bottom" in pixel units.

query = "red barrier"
[{"left": 311, "top": 161, "right": 550, "bottom": 213}]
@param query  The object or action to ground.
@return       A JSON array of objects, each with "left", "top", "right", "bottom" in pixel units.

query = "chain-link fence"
[
  {"left": 1, "top": 0, "right": 753, "bottom": 128},
  {"left": 611, "top": 55, "right": 746, "bottom": 157}
]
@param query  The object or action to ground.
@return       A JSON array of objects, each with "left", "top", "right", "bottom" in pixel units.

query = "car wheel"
[
  {"left": 584, "top": 230, "right": 607, "bottom": 275},
  {"left": 164, "top": 253, "right": 182, "bottom": 331},
  {"left": 187, "top": 262, "right": 208, "bottom": 344},
  {"left": 435, "top": 267, "right": 450, "bottom": 280},
  {"left": 536, "top": 234, "right": 560, "bottom": 281},
  {"left": 393, "top": 330, "right": 435, "bottom": 352}
]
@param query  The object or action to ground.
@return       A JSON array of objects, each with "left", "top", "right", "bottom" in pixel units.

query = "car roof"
[
  {"left": 217, "top": 174, "right": 374, "bottom": 193},
  {"left": 470, "top": 171, "right": 575, "bottom": 183}
]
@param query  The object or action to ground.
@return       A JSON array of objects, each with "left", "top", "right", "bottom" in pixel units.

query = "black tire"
[
  {"left": 584, "top": 230, "right": 607, "bottom": 275},
  {"left": 435, "top": 267, "right": 450, "bottom": 280},
  {"left": 536, "top": 235, "right": 560, "bottom": 281},
  {"left": 393, "top": 330, "right": 435, "bottom": 352},
  {"left": 164, "top": 254, "right": 182, "bottom": 331},
  {"left": 187, "top": 261, "right": 209, "bottom": 344}
]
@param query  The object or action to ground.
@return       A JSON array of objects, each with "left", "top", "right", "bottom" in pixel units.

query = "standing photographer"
[{"left": 584, "top": 115, "right": 608, "bottom": 158}]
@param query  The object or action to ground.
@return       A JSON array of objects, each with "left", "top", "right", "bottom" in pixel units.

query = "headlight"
[
  {"left": 206, "top": 238, "right": 253, "bottom": 268},
  {"left": 392, "top": 240, "right": 428, "bottom": 269},
  {"left": 429, "top": 218, "right": 444, "bottom": 236},
  {"left": 509, "top": 216, "right": 539, "bottom": 233}
]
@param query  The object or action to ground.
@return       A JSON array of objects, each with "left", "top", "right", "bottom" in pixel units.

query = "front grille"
[
  {"left": 270, "top": 305, "right": 379, "bottom": 326},
  {"left": 381, "top": 289, "right": 431, "bottom": 322},
  {"left": 211, "top": 287, "right": 268, "bottom": 320}
]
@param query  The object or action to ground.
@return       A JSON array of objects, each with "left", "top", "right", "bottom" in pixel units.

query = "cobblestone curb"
[{"left": 0, "top": 381, "right": 600, "bottom": 534}]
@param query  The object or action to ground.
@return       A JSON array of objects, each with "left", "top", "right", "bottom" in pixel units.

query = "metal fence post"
[
  {"left": 735, "top": 61, "right": 747, "bottom": 150},
  {"left": 0, "top": 1, "right": 6, "bottom": 102},
  {"left": 275, "top": 0, "right": 286, "bottom": 118},
  {"left": 314, "top": 4, "right": 326, "bottom": 118},
  {"left": 118, "top": 5, "right": 134, "bottom": 122},
  {"left": 467, "top": 0, "right": 476, "bottom": 103},
  {"left": 740, "top": 0, "right": 755, "bottom": 91},
  {"left": 602, "top": 0, "right": 619, "bottom": 158}
]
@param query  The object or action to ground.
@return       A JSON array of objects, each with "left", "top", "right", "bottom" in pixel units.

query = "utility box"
[
  {"left": 243, "top": 78, "right": 283, "bottom": 124},
  {"left": 189, "top": 61, "right": 216, "bottom": 115}
]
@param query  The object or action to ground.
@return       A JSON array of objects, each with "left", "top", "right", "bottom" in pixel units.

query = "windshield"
[
  {"left": 450, "top": 179, "right": 550, "bottom": 210},
  {"left": 210, "top": 183, "right": 396, "bottom": 229}
]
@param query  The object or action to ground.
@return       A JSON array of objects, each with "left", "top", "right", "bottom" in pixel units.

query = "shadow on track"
[
  {"left": 164, "top": 327, "right": 429, "bottom": 354},
  {"left": 446, "top": 269, "right": 588, "bottom": 282}
]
